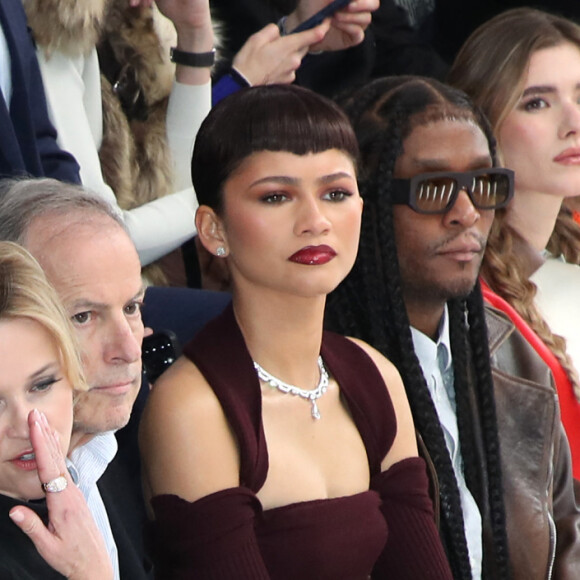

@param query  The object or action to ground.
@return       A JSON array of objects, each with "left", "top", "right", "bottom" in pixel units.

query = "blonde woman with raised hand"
[{"left": 0, "top": 242, "right": 112, "bottom": 580}]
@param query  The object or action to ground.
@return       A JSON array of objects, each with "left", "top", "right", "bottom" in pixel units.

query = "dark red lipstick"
[{"left": 289, "top": 245, "right": 337, "bottom": 265}]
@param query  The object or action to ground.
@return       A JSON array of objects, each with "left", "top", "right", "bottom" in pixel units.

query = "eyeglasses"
[{"left": 391, "top": 168, "right": 514, "bottom": 214}]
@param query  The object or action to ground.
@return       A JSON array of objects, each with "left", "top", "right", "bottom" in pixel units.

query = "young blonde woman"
[
  {"left": 139, "top": 84, "right": 452, "bottom": 579},
  {"left": 449, "top": 7, "right": 580, "bottom": 477},
  {"left": 0, "top": 241, "right": 113, "bottom": 579}
]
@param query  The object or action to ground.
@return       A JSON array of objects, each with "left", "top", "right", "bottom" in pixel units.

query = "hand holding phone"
[{"left": 290, "top": 0, "right": 352, "bottom": 33}]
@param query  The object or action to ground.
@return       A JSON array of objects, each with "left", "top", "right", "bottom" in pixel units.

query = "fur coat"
[
  {"left": 24, "top": 0, "right": 175, "bottom": 214},
  {"left": 23, "top": 0, "right": 215, "bottom": 284}
]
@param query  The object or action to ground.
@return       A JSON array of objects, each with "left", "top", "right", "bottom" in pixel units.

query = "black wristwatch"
[{"left": 169, "top": 47, "right": 216, "bottom": 68}]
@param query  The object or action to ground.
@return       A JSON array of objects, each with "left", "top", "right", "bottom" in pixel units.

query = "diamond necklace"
[{"left": 253, "top": 356, "right": 329, "bottom": 420}]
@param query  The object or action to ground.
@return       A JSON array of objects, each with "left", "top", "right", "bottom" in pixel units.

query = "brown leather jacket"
[{"left": 421, "top": 305, "right": 580, "bottom": 579}]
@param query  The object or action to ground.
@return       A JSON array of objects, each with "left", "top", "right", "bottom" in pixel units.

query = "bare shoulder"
[
  {"left": 346, "top": 337, "right": 408, "bottom": 413},
  {"left": 143, "top": 356, "right": 225, "bottom": 423},
  {"left": 346, "top": 337, "right": 418, "bottom": 469},
  {"left": 346, "top": 337, "right": 403, "bottom": 391},
  {"left": 141, "top": 356, "right": 227, "bottom": 443},
  {"left": 139, "top": 355, "right": 240, "bottom": 503}
]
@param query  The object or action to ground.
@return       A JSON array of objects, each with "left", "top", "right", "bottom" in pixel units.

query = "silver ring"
[{"left": 42, "top": 475, "right": 68, "bottom": 493}]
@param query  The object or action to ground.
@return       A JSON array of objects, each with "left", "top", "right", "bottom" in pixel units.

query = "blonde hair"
[
  {"left": 449, "top": 7, "right": 580, "bottom": 398},
  {"left": 0, "top": 241, "right": 87, "bottom": 393}
]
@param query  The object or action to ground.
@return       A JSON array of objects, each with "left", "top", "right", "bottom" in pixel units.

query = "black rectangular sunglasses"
[{"left": 391, "top": 168, "right": 514, "bottom": 214}]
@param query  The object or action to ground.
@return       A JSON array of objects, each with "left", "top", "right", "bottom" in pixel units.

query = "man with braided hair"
[{"left": 327, "top": 75, "right": 580, "bottom": 579}]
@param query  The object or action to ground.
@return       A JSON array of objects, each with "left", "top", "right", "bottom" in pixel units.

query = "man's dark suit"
[
  {"left": 98, "top": 454, "right": 153, "bottom": 579},
  {"left": 0, "top": 0, "right": 79, "bottom": 182}
]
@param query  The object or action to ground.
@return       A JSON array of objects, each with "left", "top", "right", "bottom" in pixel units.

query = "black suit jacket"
[
  {"left": 98, "top": 449, "right": 153, "bottom": 579},
  {"left": 0, "top": 494, "right": 66, "bottom": 579},
  {"left": 0, "top": 463, "right": 152, "bottom": 579},
  {"left": 0, "top": 0, "right": 79, "bottom": 182}
]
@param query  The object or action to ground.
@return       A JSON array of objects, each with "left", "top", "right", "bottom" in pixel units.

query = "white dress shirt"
[
  {"left": 411, "top": 306, "right": 483, "bottom": 580},
  {"left": 68, "top": 432, "right": 120, "bottom": 580},
  {"left": 0, "top": 23, "right": 12, "bottom": 103}
]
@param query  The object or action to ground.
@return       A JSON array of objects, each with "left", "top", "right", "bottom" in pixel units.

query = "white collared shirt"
[
  {"left": 0, "top": 23, "right": 12, "bottom": 104},
  {"left": 68, "top": 432, "right": 120, "bottom": 580},
  {"left": 411, "top": 306, "right": 483, "bottom": 580}
]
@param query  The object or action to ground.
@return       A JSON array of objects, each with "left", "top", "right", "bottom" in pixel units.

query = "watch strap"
[{"left": 170, "top": 47, "right": 216, "bottom": 68}]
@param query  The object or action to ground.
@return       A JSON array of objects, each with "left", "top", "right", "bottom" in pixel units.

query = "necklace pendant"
[
  {"left": 311, "top": 399, "right": 321, "bottom": 420},
  {"left": 254, "top": 356, "right": 328, "bottom": 420}
]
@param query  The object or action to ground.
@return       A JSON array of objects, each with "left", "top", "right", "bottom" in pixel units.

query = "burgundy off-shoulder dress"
[{"left": 145, "top": 305, "right": 452, "bottom": 580}]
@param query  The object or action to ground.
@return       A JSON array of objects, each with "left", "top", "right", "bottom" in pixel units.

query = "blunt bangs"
[{"left": 192, "top": 85, "right": 359, "bottom": 212}]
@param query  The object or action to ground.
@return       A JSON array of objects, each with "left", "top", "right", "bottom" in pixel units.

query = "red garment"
[
  {"left": 146, "top": 305, "right": 452, "bottom": 579},
  {"left": 481, "top": 279, "right": 580, "bottom": 479}
]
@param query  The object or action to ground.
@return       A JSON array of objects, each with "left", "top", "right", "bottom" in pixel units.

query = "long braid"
[
  {"left": 448, "top": 291, "right": 512, "bottom": 580},
  {"left": 328, "top": 76, "right": 512, "bottom": 579},
  {"left": 370, "top": 135, "right": 473, "bottom": 580},
  {"left": 326, "top": 80, "right": 398, "bottom": 340},
  {"left": 447, "top": 298, "right": 482, "bottom": 502},
  {"left": 466, "top": 285, "right": 511, "bottom": 579},
  {"left": 398, "top": 191, "right": 471, "bottom": 573},
  {"left": 330, "top": 82, "right": 475, "bottom": 579}
]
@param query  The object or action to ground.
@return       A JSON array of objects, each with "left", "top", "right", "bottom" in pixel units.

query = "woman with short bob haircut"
[
  {"left": 139, "top": 84, "right": 452, "bottom": 579},
  {"left": 0, "top": 241, "right": 113, "bottom": 579},
  {"left": 449, "top": 7, "right": 580, "bottom": 476}
]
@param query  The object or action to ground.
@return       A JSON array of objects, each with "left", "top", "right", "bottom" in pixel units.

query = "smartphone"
[
  {"left": 291, "top": 0, "right": 352, "bottom": 33},
  {"left": 142, "top": 330, "right": 181, "bottom": 384}
]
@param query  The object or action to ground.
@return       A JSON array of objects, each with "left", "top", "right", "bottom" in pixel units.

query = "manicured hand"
[{"left": 9, "top": 410, "right": 113, "bottom": 580}]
